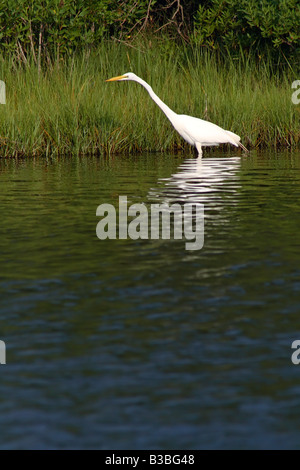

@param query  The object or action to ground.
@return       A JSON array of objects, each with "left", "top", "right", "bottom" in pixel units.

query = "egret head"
[{"left": 106, "top": 72, "right": 137, "bottom": 82}]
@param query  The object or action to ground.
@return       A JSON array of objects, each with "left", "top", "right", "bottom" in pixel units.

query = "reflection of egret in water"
[
  {"left": 147, "top": 156, "right": 242, "bottom": 253},
  {"left": 148, "top": 156, "right": 241, "bottom": 211}
]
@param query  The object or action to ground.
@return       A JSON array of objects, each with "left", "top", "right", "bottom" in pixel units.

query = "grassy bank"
[{"left": 0, "top": 40, "right": 299, "bottom": 157}]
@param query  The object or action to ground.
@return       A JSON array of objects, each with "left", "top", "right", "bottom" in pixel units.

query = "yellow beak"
[{"left": 106, "top": 75, "right": 127, "bottom": 82}]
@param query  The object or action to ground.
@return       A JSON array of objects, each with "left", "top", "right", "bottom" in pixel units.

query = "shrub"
[{"left": 193, "top": 0, "right": 300, "bottom": 63}]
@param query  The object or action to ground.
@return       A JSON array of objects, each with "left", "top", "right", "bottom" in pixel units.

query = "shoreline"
[{"left": 0, "top": 43, "right": 299, "bottom": 158}]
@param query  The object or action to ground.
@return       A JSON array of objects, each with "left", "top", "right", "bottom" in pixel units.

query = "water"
[{"left": 1, "top": 150, "right": 300, "bottom": 449}]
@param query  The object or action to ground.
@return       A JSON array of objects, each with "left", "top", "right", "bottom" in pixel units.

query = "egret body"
[{"left": 106, "top": 72, "right": 247, "bottom": 157}]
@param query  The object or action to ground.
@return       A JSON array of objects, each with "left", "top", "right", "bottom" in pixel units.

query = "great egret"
[{"left": 106, "top": 72, "right": 248, "bottom": 157}]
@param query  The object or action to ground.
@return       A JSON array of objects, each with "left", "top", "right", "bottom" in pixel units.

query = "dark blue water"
[{"left": 1, "top": 151, "right": 300, "bottom": 449}]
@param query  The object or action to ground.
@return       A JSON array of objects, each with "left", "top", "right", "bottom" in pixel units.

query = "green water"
[{"left": 1, "top": 150, "right": 300, "bottom": 449}]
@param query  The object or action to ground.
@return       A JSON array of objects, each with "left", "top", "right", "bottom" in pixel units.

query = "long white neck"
[{"left": 133, "top": 77, "right": 177, "bottom": 124}]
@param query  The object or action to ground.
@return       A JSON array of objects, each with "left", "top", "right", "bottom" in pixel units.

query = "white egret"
[{"left": 106, "top": 72, "right": 248, "bottom": 157}]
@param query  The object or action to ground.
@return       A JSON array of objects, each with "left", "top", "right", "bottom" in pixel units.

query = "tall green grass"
[{"left": 0, "top": 39, "right": 299, "bottom": 157}]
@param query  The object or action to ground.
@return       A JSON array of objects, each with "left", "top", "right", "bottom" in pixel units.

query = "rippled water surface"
[{"left": 1, "top": 150, "right": 300, "bottom": 449}]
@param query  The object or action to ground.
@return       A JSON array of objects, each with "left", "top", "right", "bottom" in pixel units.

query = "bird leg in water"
[
  {"left": 238, "top": 142, "right": 249, "bottom": 152},
  {"left": 195, "top": 142, "right": 203, "bottom": 158}
]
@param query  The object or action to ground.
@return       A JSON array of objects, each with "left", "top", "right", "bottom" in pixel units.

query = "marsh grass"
[{"left": 0, "top": 39, "right": 299, "bottom": 157}]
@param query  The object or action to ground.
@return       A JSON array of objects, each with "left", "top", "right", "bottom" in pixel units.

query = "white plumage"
[{"left": 106, "top": 72, "right": 248, "bottom": 157}]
